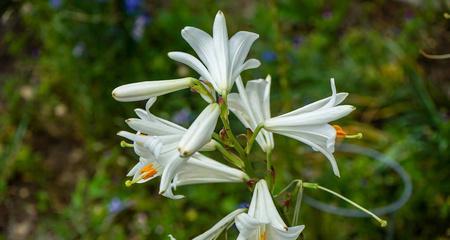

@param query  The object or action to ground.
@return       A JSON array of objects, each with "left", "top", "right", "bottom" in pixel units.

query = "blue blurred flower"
[
  {"left": 108, "top": 197, "right": 125, "bottom": 214},
  {"left": 132, "top": 14, "right": 151, "bottom": 41},
  {"left": 171, "top": 108, "right": 192, "bottom": 126},
  {"left": 124, "top": 0, "right": 141, "bottom": 14},
  {"left": 49, "top": 0, "right": 62, "bottom": 9},
  {"left": 262, "top": 51, "right": 277, "bottom": 62},
  {"left": 72, "top": 42, "right": 85, "bottom": 57},
  {"left": 237, "top": 202, "right": 250, "bottom": 209},
  {"left": 293, "top": 35, "right": 304, "bottom": 48}
]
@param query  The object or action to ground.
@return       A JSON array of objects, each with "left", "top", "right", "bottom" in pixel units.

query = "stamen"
[
  {"left": 140, "top": 163, "right": 158, "bottom": 180},
  {"left": 333, "top": 125, "right": 347, "bottom": 138},
  {"left": 333, "top": 125, "right": 363, "bottom": 139},
  {"left": 124, "top": 164, "right": 158, "bottom": 187},
  {"left": 120, "top": 141, "right": 134, "bottom": 148},
  {"left": 259, "top": 231, "right": 267, "bottom": 240}
]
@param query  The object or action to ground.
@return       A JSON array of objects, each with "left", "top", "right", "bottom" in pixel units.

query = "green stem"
[
  {"left": 266, "top": 151, "right": 274, "bottom": 192},
  {"left": 292, "top": 180, "right": 303, "bottom": 226},
  {"left": 303, "top": 182, "right": 388, "bottom": 227},
  {"left": 245, "top": 124, "right": 264, "bottom": 154},
  {"left": 274, "top": 179, "right": 301, "bottom": 197},
  {"left": 219, "top": 95, "right": 246, "bottom": 157},
  {"left": 215, "top": 142, "right": 245, "bottom": 170}
]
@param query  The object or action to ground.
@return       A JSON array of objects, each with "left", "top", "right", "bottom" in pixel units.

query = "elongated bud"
[
  {"left": 178, "top": 103, "right": 220, "bottom": 157},
  {"left": 112, "top": 77, "right": 195, "bottom": 102}
]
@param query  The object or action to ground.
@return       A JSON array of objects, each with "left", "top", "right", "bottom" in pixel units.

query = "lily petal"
[
  {"left": 193, "top": 208, "right": 246, "bottom": 240},
  {"left": 112, "top": 78, "right": 195, "bottom": 102},
  {"left": 177, "top": 103, "right": 220, "bottom": 157}
]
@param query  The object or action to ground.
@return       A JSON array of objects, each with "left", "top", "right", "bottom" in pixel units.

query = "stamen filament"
[
  {"left": 303, "top": 182, "right": 387, "bottom": 227},
  {"left": 345, "top": 133, "right": 363, "bottom": 139},
  {"left": 120, "top": 140, "right": 134, "bottom": 148}
]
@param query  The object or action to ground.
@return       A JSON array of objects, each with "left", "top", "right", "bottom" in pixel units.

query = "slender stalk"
[
  {"left": 219, "top": 94, "right": 246, "bottom": 157},
  {"left": 215, "top": 142, "right": 245, "bottom": 170},
  {"left": 245, "top": 124, "right": 264, "bottom": 154},
  {"left": 292, "top": 180, "right": 303, "bottom": 226},
  {"left": 265, "top": 151, "right": 274, "bottom": 192},
  {"left": 274, "top": 179, "right": 301, "bottom": 197},
  {"left": 303, "top": 182, "right": 388, "bottom": 227}
]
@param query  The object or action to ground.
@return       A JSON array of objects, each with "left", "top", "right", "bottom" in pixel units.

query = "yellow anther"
[
  {"left": 120, "top": 141, "right": 134, "bottom": 148},
  {"left": 259, "top": 231, "right": 267, "bottom": 240},
  {"left": 125, "top": 180, "right": 133, "bottom": 187}
]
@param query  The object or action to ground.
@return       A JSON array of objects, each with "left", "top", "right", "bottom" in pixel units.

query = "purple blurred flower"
[
  {"left": 132, "top": 14, "right": 151, "bottom": 41},
  {"left": 404, "top": 9, "right": 415, "bottom": 21},
  {"left": 49, "top": 0, "right": 62, "bottom": 9},
  {"left": 171, "top": 108, "right": 192, "bottom": 126},
  {"left": 124, "top": 0, "right": 141, "bottom": 14},
  {"left": 262, "top": 51, "right": 277, "bottom": 62},
  {"left": 293, "top": 35, "right": 305, "bottom": 48},
  {"left": 108, "top": 197, "right": 125, "bottom": 214},
  {"left": 322, "top": 9, "right": 333, "bottom": 19}
]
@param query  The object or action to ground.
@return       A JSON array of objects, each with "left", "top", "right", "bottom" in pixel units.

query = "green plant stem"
[
  {"left": 303, "top": 182, "right": 387, "bottom": 227},
  {"left": 219, "top": 94, "right": 246, "bottom": 157},
  {"left": 292, "top": 180, "right": 303, "bottom": 226},
  {"left": 215, "top": 142, "right": 245, "bottom": 170},
  {"left": 245, "top": 124, "right": 264, "bottom": 154},
  {"left": 266, "top": 151, "right": 274, "bottom": 192}
]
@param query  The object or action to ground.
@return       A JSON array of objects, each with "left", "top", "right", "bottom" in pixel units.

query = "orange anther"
[
  {"left": 333, "top": 125, "right": 347, "bottom": 138},
  {"left": 140, "top": 164, "right": 157, "bottom": 180}
]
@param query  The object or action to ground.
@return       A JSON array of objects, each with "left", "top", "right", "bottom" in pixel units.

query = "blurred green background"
[{"left": 0, "top": 0, "right": 449, "bottom": 239}]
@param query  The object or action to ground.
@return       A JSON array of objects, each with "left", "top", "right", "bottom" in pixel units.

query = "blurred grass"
[{"left": 0, "top": 0, "right": 449, "bottom": 239}]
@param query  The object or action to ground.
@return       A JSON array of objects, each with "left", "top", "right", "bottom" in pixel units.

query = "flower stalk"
[
  {"left": 302, "top": 182, "right": 388, "bottom": 227},
  {"left": 245, "top": 123, "right": 264, "bottom": 154}
]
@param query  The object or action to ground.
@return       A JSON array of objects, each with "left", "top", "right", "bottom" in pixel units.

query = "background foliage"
[{"left": 0, "top": 0, "right": 449, "bottom": 239}]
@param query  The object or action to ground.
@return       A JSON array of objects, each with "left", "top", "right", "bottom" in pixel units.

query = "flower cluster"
[{"left": 113, "top": 11, "right": 384, "bottom": 239}]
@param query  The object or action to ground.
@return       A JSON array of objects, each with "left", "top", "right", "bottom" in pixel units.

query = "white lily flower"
[
  {"left": 119, "top": 130, "right": 248, "bottom": 199},
  {"left": 168, "top": 11, "right": 260, "bottom": 96},
  {"left": 228, "top": 76, "right": 274, "bottom": 152},
  {"left": 235, "top": 180, "right": 305, "bottom": 240},
  {"left": 178, "top": 103, "right": 220, "bottom": 157},
  {"left": 263, "top": 78, "right": 354, "bottom": 177},
  {"left": 193, "top": 208, "right": 246, "bottom": 240},
  {"left": 119, "top": 99, "right": 246, "bottom": 199},
  {"left": 112, "top": 77, "right": 195, "bottom": 102}
]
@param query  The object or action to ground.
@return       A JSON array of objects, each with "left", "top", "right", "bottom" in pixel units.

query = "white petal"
[
  {"left": 227, "top": 93, "right": 252, "bottom": 129},
  {"left": 177, "top": 103, "right": 220, "bottom": 157},
  {"left": 278, "top": 92, "right": 348, "bottom": 118},
  {"left": 249, "top": 180, "right": 287, "bottom": 229},
  {"left": 172, "top": 153, "right": 248, "bottom": 187},
  {"left": 146, "top": 97, "right": 157, "bottom": 112},
  {"left": 112, "top": 78, "right": 194, "bottom": 102},
  {"left": 181, "top": 27, "right": 221, "bottom": 91},
  {"left": 213, "top": 10, "right": 230, "bottom": 92},
  {"left": 168, "top": 52, "right": 212, "bottom": 81},
  {"left": 265, "top": 105, "right": 355, "bottom": 128},
  {"left": 267, "top": 225, "right": 305, "bottom": 240},
  {"left": 233, "top": 58, "right": 261, "bottom": 80},
  {"left": 193, "top": 208, "right": 246, "bottom": 240},
  {"left": 126, "top": 118, "right": 184, "bottom": 136},
  {"left": 229, "top": 31, "right": 259, "bottom": 76},
  {"left": 180, "top": 27, "right": 214, "bottom": 68},
  {"left": 159, "top": 156, "right": 186, "bottom": 198},
  {"left": 235, "top": 213, "right": 263, "bottom": 240},
  {"left": 277, "top": 131, "right": 340, "bottom": 177}
]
